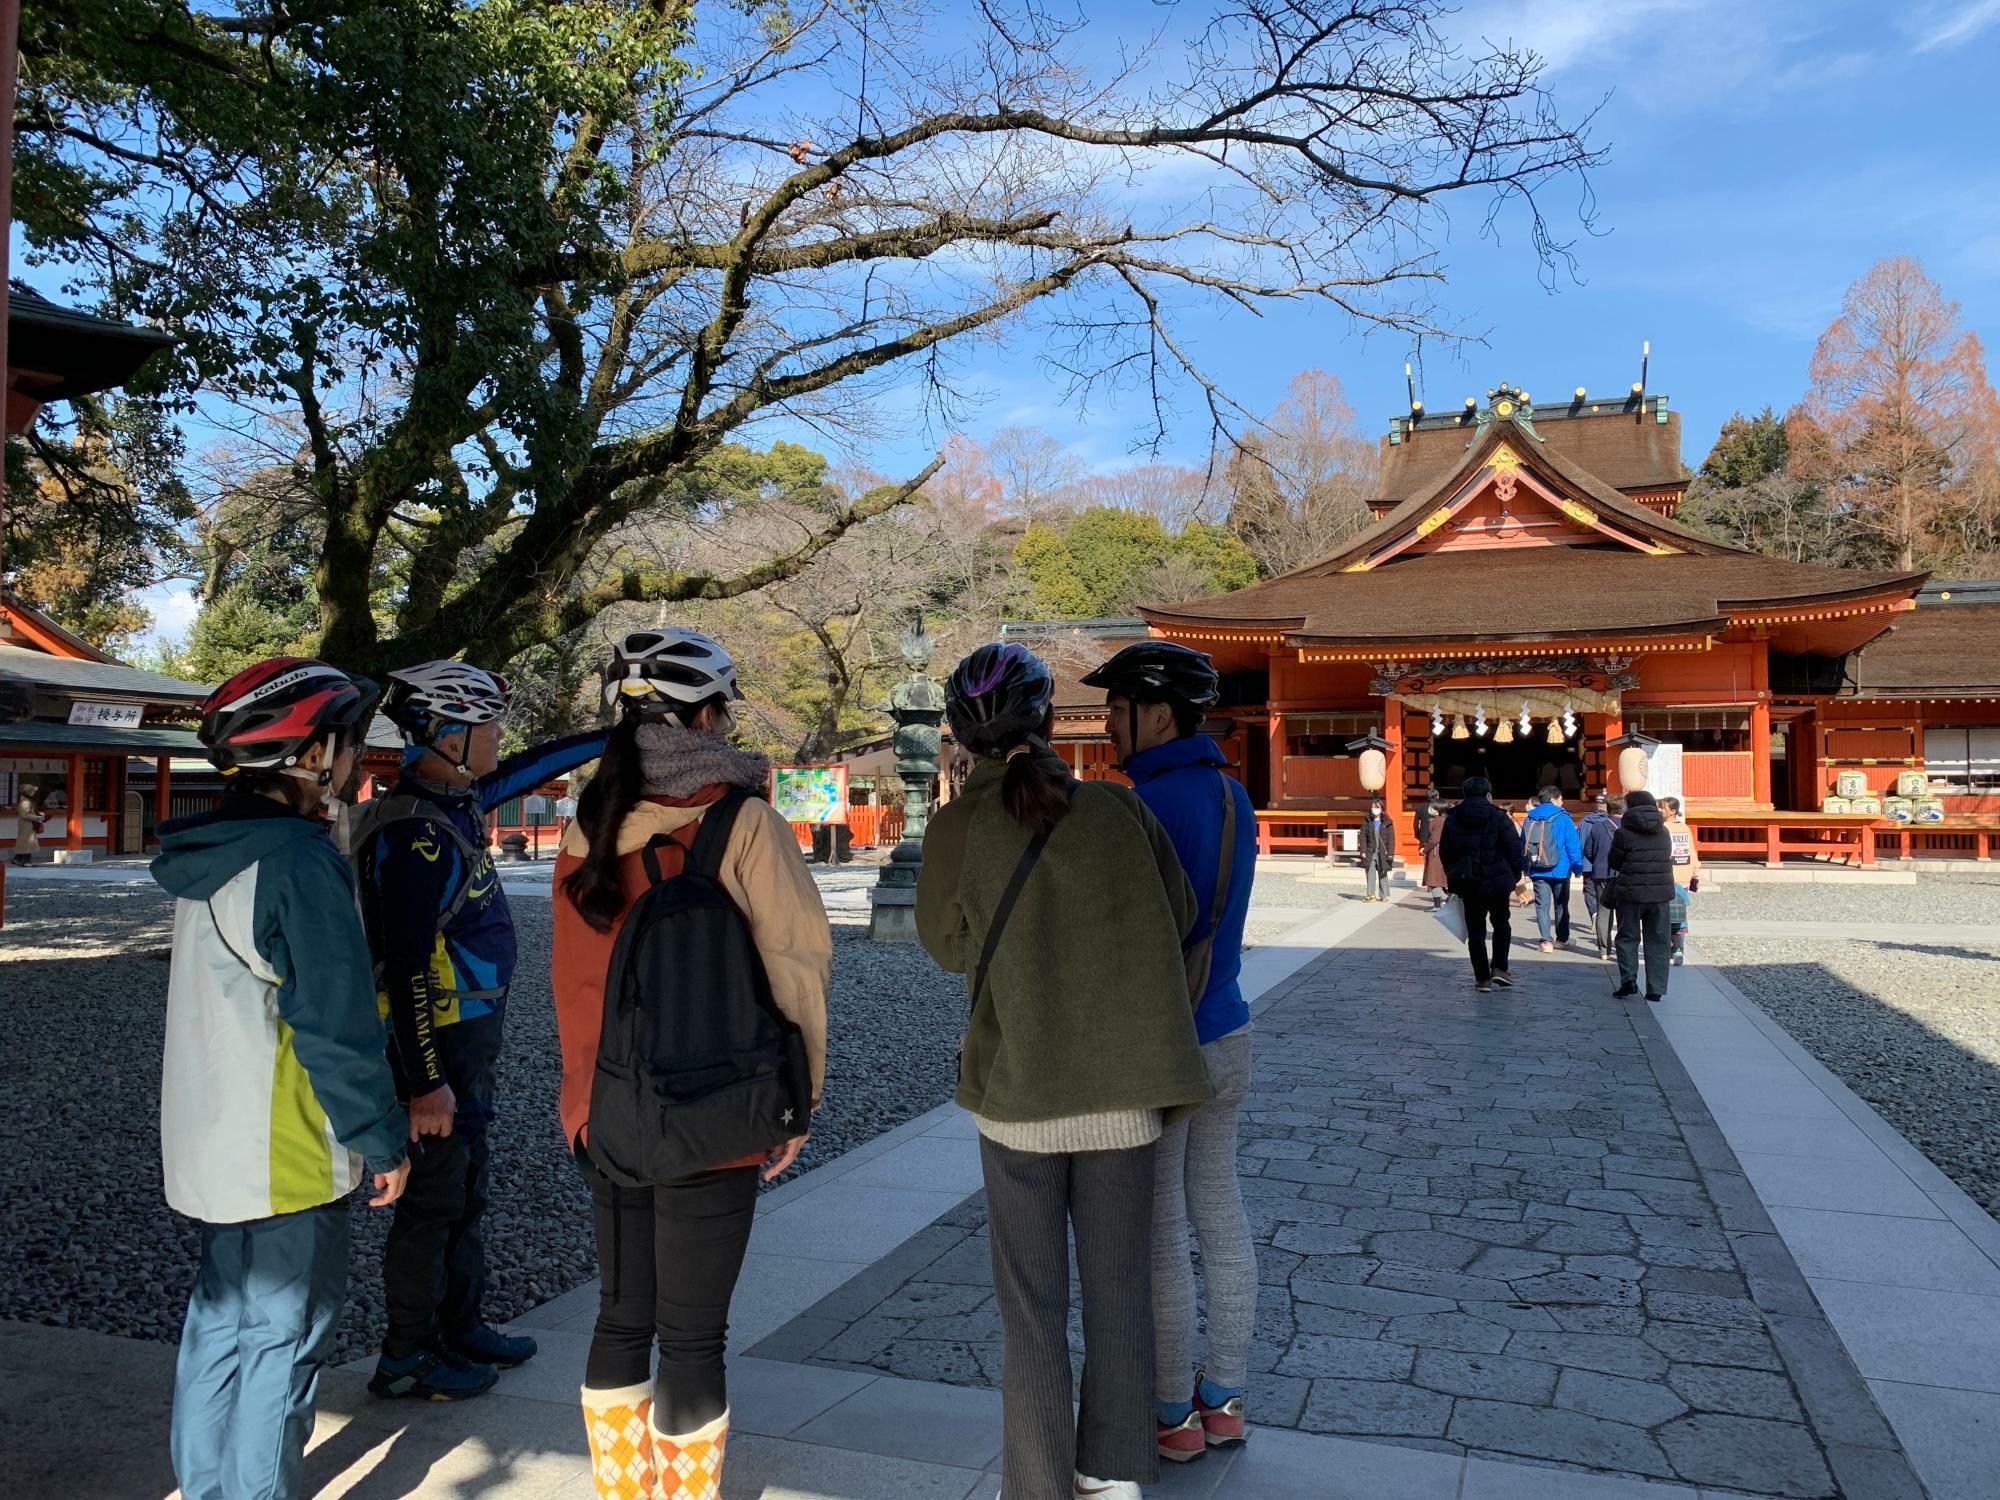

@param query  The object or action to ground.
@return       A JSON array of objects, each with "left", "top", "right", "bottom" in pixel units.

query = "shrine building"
[{"left": 1034, "top": 378, "right": 2000, "bottom": 866}]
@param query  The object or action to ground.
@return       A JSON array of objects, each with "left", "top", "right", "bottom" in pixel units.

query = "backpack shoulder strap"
[
  {"left": 1185, "top": 770, "right": 1238, "bottom": 955},
  {"left": 688, "top": 788, "right": 752, "bottom": 882}
]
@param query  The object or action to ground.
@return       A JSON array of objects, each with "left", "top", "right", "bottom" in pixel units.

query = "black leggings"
[{"left": 580, "top": 1150, "right": 760, "bottom": 1432}]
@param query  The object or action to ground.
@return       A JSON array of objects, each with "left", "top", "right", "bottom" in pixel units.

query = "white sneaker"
[{"left": 1075, "top": 1476, "right": 1142, "bottom": 1499}]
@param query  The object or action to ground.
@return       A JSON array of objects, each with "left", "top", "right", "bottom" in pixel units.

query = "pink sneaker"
[
  {"left": 1195, "top": 1378, "right": 1247, "bottom": 1449},
  {"left": 1156, "top": 1406, "right": 1206, "bottom": 1463}
]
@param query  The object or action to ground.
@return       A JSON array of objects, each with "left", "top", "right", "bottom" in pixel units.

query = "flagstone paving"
[{"left": 750, "top": 901, "right": 1923, "bottom": 1498}]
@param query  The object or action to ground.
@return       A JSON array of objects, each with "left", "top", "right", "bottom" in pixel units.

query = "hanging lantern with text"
[
  {"left": 1610, "top": 729, "right": 1661, "bottom": 793},
  {"left": 1347, "top": 731, "right": 1392, "bottom": 793}
]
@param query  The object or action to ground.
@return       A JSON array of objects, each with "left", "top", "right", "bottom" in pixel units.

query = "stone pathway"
[{"left": 754, "top": 900, "right": 1920, "bottom": 1498}]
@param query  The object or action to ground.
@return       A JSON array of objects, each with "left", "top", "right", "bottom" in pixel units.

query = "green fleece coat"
[{"left": 917, "top": 752, "right": 1214, "bottom": 1126}]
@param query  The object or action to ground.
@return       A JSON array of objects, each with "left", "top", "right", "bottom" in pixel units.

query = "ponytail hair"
[
  {"left": 562, "top": 715, "right": 645, "bottom": 932},
  {"left": 1000, "top": 713, "right": 1072, "bottom": 837},
  {"left": 561, "top": 694, "right": 731, "bottom": 931}
]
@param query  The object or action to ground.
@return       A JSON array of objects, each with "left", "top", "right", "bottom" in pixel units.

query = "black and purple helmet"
[{"left": 945, "top": 642, "right": 1056, "bottom": 756}]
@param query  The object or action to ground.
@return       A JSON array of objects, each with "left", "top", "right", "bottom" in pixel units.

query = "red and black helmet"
[
  {"left": 945, "top": 642, "right": 1056, "bottom": 757},
  {"left": 198, "top": 657, "right": 380, "bottom": 774}
]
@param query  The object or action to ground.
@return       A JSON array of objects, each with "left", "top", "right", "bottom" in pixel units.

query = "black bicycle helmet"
[
  {"left": 199, "top": 657, "right": 380, "bottom": 778},
  {"left": 1080, "top": 641, "right": 1221, "bottom": 710},
  {"left": 945, "top": 642, "right": 1056, "bottom": 756}
]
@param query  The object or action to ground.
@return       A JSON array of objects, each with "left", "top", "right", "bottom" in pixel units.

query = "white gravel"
[{"left": 1700, "top": 881, "right": 2000, "bottom": 1216}]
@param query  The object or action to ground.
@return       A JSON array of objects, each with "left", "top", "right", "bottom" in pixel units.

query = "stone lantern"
[{"left": 869, "top": 617, "right": 945, "bottom": 942}]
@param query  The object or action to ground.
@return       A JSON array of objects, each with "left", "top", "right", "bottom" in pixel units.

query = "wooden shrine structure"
[{"left": 1036, "top": 379, "right": 2000, "bottom": 865}]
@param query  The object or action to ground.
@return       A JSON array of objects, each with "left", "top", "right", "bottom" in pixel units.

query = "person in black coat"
[
  {"left": 1608, "top": 790, "right": 1675, "bottom": 1001},
  {"left": 1437, "top": 776, "right": 1526, "bottom": 991},
  {"left": 1358, "top": 798, "right": 1397, "bottom": 902}
]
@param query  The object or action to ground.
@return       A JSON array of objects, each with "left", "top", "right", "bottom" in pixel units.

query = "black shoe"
[
  {"left": 1492, "top": 971, "right": 1515, "bottom": 988},
  {"left": 1476, "top": 979, "right": 1493, "bottom": 993},
  {"left": 1646, "top": 993, "right": 1664, "bottom": 1003},
  {"left": 1612, "top": 985, "right": 1639, "bottom": 999}
]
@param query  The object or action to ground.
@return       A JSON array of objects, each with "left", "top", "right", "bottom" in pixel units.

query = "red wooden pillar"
[
  {"left": 1381, "top": 707, "right": 1408, "bottom": 863},
  {"left": 1750, "top": 701, "right": 1773, "bottom": 809},
  {"left": 1266, "top": 712, "right": 1285, "bottom": 807},
  {"left": 155, "top": 755, "right": 172, "bottom": 828},
  {"left": 1603, "top": 711, "right": 1625, "bottom": 795},
  {"left": 64, "top": 753, "right": 83, "bottom": 851}
]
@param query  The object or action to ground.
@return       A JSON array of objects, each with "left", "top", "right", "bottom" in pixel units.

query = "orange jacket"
[{"left": 550, "top": 788, "right": 832, "bottom": 1155}]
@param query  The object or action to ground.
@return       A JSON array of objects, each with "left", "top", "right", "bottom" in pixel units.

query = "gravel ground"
[
  {"left": 0, "top": 880, "right": 964, "bottom": 1363},
  {"left": 1698, "top": 870, "right": 2000, "bottom": 924},
  {"left": 1701, "top": 880, "right": 2000, "bottom": 1216}
]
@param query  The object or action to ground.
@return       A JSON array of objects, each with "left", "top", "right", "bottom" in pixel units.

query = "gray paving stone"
[
  {"left": 1292, "top": 1280, "right": 1456, "bottom": 1317},
  {"left": 1555, "top": 1367, "right": 1692, "bottom": 1428},
  {"left": 1247, "top": 1371, "right": 1312, "bottom": 1428},
  {"left": 1550, "top": 1306, "right": 1649, "bottom": 1336},
  {"left": 1447, "top": 1398, "right": 1678, "bottom": 1478},
  {"left": 1655, "top": 1413, "right": 1834, "bottom": 1496},
  {"left": 1642, "top": 1323, "right": 1784, "bottom": 1372},
  {"left": 1289, "top": 1253, "right": 1379, "bottom": 1286},
  {"left": 1643, "top": 1292, "right": 1764, "bottom": 1330},
  {"left": 1461, "top": 1300, "right": 1562, "bottom": 1331},
  {"left": 1368, "top": 1265, "right": 1518, "bottom": 1302},
  {"left": 1504, "top": 1331, "right": 1670, "bottom": 1381},
  {"left": 1535, "top": 1223, "right": 1641, "bottom": 1255},
  {"left": 1466, "top": 1248, "right": 1564, "bottom": 1281},
  {"left": 1300, "top": 1378, "right": 1455, "bottom": 1438},
  {"left": 1666, "top": 1365, "right": 1804, "bottom": 1422},
  {"left": 1381, "top": 1311, "right": 1513, "bottom": 1354},
  {"left": 1271, "top": 1224, "right": 1366, "bottom": 1256},
  {"left": 1294, "top": 1304, "right": 1389, "bottom": 1339},
  {"left": 1509, "top": 1272, "right": 1644, "bottom": 1306},
  {"left": 1565, "top": 1255, "right": 1649, "bottom": 1281},
  {"left": 1367, "top": 1229, "right": 1486, "bottom": 1270},
  {"left": 1414, "top": 1349, "right": 1561, "bottom": 1404},
  {"left": 1276, "top": 1333, "right": 1415, "bottom": 1381}
]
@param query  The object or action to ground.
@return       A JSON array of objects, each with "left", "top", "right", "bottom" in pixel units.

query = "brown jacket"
[{"left": 550, "top": 789, "right": 832, "bottom": 1152}]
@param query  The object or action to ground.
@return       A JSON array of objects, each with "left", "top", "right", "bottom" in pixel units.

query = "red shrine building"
[{"left": 1027, "top": 379, "right": 2000, "bottom": 866}]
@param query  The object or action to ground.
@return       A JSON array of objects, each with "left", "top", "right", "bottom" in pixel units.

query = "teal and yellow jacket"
[{"left": 153, "top": 795, "right": 407, "bottom": 1224}]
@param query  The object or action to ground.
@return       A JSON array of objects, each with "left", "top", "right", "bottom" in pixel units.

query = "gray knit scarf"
[{"left": 636, "top": 721, "right": 772, "bottom": 799}]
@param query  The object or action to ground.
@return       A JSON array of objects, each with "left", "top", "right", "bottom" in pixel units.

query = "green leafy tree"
[
  {"left": 1680, "top": 408, "right": 1863, "bottom": 567},
  {"left": 1015, "top": 507, "right": 1258, "bottom": 618},
  {"left": 3, "top": 394, "right": 192, "bottom": 652},
  {"left": 20, "top": 0, "right": 1597, "bottom": 673}
]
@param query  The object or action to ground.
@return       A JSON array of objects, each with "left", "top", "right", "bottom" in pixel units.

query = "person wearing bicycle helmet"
[
  {"left": 359, "top": 660, "right": 607, "bottom": 1400},
  {"left": 1082, "top": 640, "right": 1260, "bottom": 1464},
  {"left": 152, "top": 658, "right": 409, "bottom": 1500},
  {"left": 918, "top": 641, "right": 1212, "bottom": 1500},
  {"left": 552, "top": 628, "right": 830, "bottom": 1499}
]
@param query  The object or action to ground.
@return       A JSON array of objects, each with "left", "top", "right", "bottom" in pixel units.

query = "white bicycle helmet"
[
  {"left": 601, "top": 628, "right": 741, "bottom": 716},
  {"left": 383, "top": 660, "right": 513, "bottom": 744}
]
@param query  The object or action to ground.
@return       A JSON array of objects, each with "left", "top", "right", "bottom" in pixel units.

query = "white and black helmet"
[
  {"left": 383, "top": 660, "right": 513, "bottom": 744},
  {"left": 601, "top": 628, "right": 742, "bottom": 717}
]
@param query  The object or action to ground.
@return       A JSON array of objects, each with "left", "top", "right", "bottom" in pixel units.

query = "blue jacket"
[
  {"left": 1579, "top": 811, "right": 1619, "bottom": 879},
  {"left": 1523, "top": 801, "right": 1586, "bottom": 880},
  {"left": 364, "top": 731, "right": 604, "bottom": 1095},
  {"left": 1125, "top": 734, "right": 1257, "bottom": 1045}
]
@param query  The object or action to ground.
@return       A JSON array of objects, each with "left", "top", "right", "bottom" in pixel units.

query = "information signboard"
[{"left": 771, "top": 765, "right": 848, "bottom": 824}]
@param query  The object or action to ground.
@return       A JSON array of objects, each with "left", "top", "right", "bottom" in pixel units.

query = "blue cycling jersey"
[{"left": 365, "top": 730, "right": 604, "bottom": 1091}]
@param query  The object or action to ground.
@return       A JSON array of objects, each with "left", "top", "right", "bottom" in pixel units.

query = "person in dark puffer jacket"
[
  {"left": 1438, "top": 776, "right": 1526, "bottom": 992},
  {"left": 1609, "top": 790, "right": 1675, "bottom": 1001}
]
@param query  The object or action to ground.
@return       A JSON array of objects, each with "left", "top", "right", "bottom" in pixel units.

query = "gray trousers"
[
  {"left": 1365, "top": 861, "right": 1392, "bottom": 899},
  {"left": 1582, "top": 877, "right": 1616, "bottom": 953},
  {"left": 980, "top": 1135, "right": 1159, "bottom": 1498},
  {"left": 1617, "top": 901, "right": 1673, "bottom": 996},
  {"left": 1153, "top": 1031, "right": 1257, "bottom": 1399}
]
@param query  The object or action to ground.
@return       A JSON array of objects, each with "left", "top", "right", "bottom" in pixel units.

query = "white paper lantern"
[
  {"left": 1618, "top": 745, "right": 1650, "bottom": 790},
  {"left": 1358, "top": 748, "right": 1387, "bottom": 791}
]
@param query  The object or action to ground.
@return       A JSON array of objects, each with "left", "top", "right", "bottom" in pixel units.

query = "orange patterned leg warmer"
[
  {"left": 650, "top": 1408, "right": 728, "bottom": 1500},
  {"left": 581, "top": 1383, "right": 659, "bottom": 1500}
]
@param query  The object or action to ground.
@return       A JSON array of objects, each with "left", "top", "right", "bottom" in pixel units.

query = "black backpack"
[{"left": 587, "top": 789, "right": 811, "bottom": 1188}]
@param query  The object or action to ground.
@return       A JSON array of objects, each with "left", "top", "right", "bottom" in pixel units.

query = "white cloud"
[
  {"left": 136, "top": 584, "right": 200, "bottom": 650},
  {"left": 1914, "top": 0, "right": 2000, "bottom": 51}
]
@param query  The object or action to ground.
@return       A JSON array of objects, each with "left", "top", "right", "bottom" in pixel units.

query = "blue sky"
[
  {"left": 58, "top": 0, "right": 2000, "bottom": 643},
  {"left": 824, "top": 0, "right": 2000, "bottom": 480}
]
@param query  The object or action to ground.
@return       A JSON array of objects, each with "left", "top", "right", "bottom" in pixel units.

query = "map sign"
[{"left": 771, "top": 765, "right": 848, "bottom": 824}]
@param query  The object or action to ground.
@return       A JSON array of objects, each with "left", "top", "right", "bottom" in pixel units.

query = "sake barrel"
[
  {"left": 1916, "top": 797, "right": 1946, "bottom": 823},
  {"left": 1820, "top": 795, "right": 1853, "bottom": 815},
  {"left": 1835, "top": 770, "right": 1869, "bottom": 799},
  {"left": 1883, "top": 796, "right": 1914, "bottom": 823},
  {"left": 1896, "top": 770, "right": 1930, "bottom": 798},
  {"left": 1849, "top": 795, "right": 1883, "bottom": 817}
]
